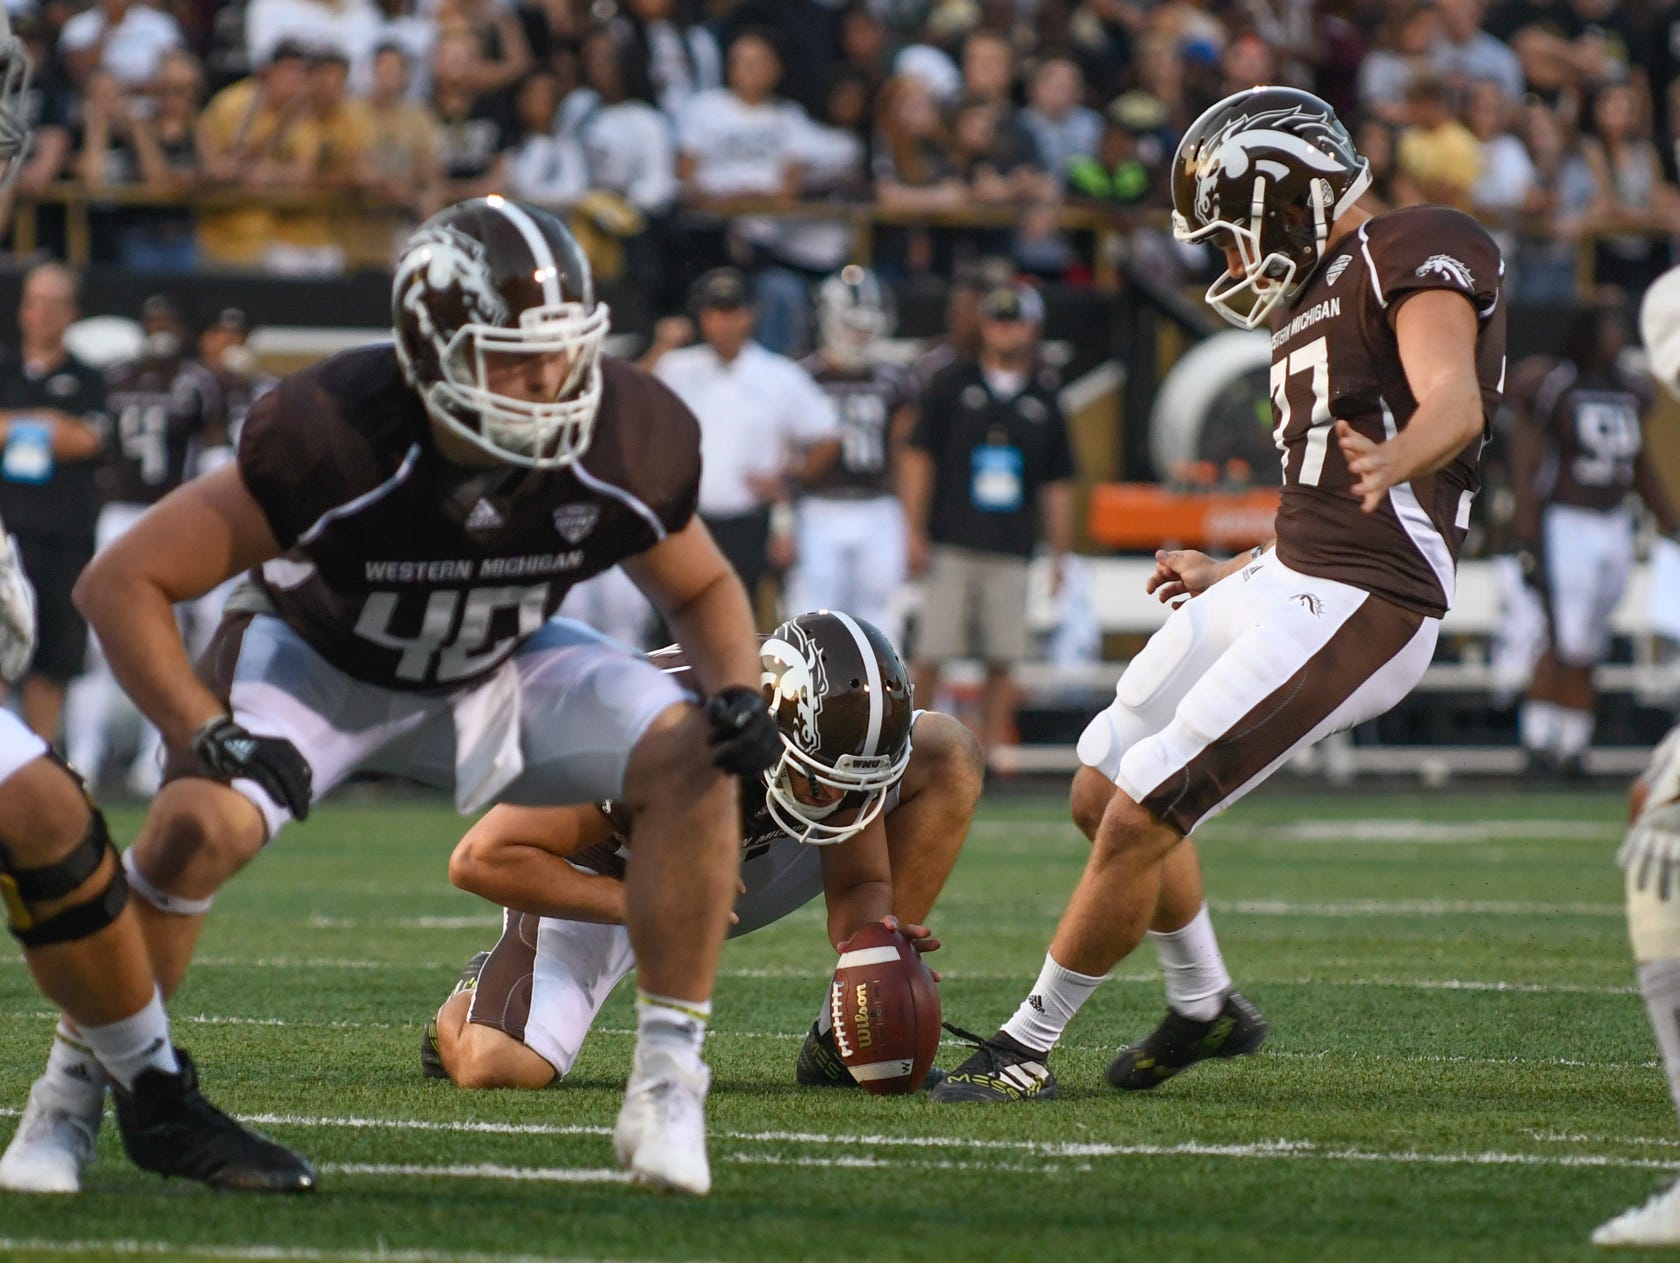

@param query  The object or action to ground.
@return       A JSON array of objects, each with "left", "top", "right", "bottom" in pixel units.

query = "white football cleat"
[
  {"left": 612, "top": 1048, "right": 712, "bottom": 1195},
  {"left": 0, "top": 1081, "right": 101, "bottom": 1193},
  {"left": 1594, "top": 1179, "right": 1680, "bottom": 1246}
]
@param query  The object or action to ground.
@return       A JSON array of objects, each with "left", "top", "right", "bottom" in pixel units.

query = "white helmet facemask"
[
  {"left": 423, "top": 300, "right": 610, "bottom": 468},
  {"left": 761, "top": 733, "right": 912, "bottom": 846}
]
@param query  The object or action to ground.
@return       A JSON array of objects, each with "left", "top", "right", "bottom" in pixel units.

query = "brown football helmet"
[
  {"left": 392, "top": 196, "right": 610, "bottom": 468},
  {"left": 1171, "top": 86, "right": 1370, "bottom": 329},
  {"left": 760, "top": 611, "right": 913, "bottom": 845}
]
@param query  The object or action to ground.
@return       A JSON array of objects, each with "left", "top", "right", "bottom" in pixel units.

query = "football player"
[
  {"left": 1591, "top": 268, "right": 1680, "bottom": 1247},
  {"left": 0, "top": 12, "right": 311, "bottom": 1196},
  {"left": 421, "top": 611, "right": 981, "bottom": 1091},
  {"left": 66, "top": 294, "right": 226, "bottom": 793},
  {"left": 1508, "top": 302, "right": 1680, "bottom": 778},
  {"left": 3, "top": 197, "right": 778, "bottom": 1197},
  {"left": 787, "top": 268, "right": 916, "bottom": 647},
  {"left": 931, "top": 85, "right": 1506, "bottom": 1101}
]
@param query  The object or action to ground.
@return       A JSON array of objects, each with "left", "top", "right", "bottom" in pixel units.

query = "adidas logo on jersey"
[
  {"left": 465, "top": 499, "right": 505, "bottom": 532},
  {"left": 1324, "top": 255, "right": 1352, "bottom": 286}
]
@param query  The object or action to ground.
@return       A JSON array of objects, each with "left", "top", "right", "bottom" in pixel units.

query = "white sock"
[
  {"left": 635, "top": 991, "right": 710, "bottom": 1073},
  {"left": 40, "top": 1019, "right": 108, "bottom": 1111},
  {"left": 79, "top": 990, "right": 179, "bottom": 1091},
  {"left": 1639, "top": 959, "right": 1680, "bottom": 1128},
  {"left": 1149, "top": 903, "right": 1231, "bottom": 1021},
  {"left": 1520, "top": 699, "right": 1560, "bottom": 752},
  {"left": 1000, "top": 954, "right": 1107, "bottom": 1054},
  {"left": 1556, "top": 707, "right": 1594, "bottom": 759}
]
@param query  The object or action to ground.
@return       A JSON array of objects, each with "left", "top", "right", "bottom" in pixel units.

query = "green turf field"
[{"left": 0, "top": 787, "right": 1670, "bottom": 1261}]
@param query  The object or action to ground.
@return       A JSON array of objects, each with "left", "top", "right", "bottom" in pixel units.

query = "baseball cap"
[
  {"left": 979, "top": 284, "right": 1044, "bottom": 325},
  {"left": 141, "top": 294, "right": 181, "bottom": 323},
  {"left": 212, "top": 307, "right": 250, "bottom": 334},
  {"left": 690, "top": 267, "right": 752, "bottom": 312}
]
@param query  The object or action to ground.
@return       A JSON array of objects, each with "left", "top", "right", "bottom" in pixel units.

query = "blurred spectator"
[
  {"left": 294, "top": 46, "right": 371, "bottom": 275},
  {"left": 195, "top": 39, "right": 322, "bottom": 268},
  {"left": 6, "top": 12, "right": 71, "bottom": 207},
  {"left": 357, "top": 0, "right": 436, "bottom": 99},
  {"left": 430, "top": 26, "right": 513, "bottom": 202},
  {"left": 1581, "top": 78, "right": 1680, "bottom": 295},
  {"left": 837, "top": 2, "right": 893, "bottom": 95},
  {"left": 506, "top": 69, "right": 586, "bottom": 210},
  {"left": 245, "top": 0, "right": 374, "bottom": 76},
  {"left": 1431, "top": 0, "right": 1524, "bottom": 102},
  {"left": 0, "top": 264, "right": 107, "bottom": 746},
  {"left": 1021, "top": 53, "right": 1102, "bottom": 183},
  {"left": 1066, "top": 91, "right": 1168, "bottom": 215},
  {"left": 1357, "top": 2, "right": 1441, "bottom": 124},
  {"left": 1129, "top": 32, "right": 1196, "bottom": 140},
  {"left": 613, "top": 0, "right": 722, "bottom": 118},
  {"left": 1514, "top": 95, "right": 1599, "bottom": 303},
  {"left": 901, "top": 282, "right": 1073, "bottom": 768},
  {"left": 912, "top": 255, "right": 1014, "bottom": 397},
  {"left": 873, "top": 72, "right": 962, "bottom": 213},
  {"left": 516, "top": 0, "right": 591, "bottom": 70},
  {"left": 75, "top": 67, "right": 174, "bottom": 264},
  {"left": 562, "top": 26, "right": 676, "bottom": 217},
  {"left": 947, "top": 95, "right": 1054, "bottom": 208},
  {"left": 1065, "top": 0, "right": 1145, "bottom": 99},
  {"left": 892, "top": 41, "right": 962, "bottom": 106},
  {"left": 345, "top": 42, "right": 441, "bottom": 269},
  {"left": 1354, "top": 115, "right": 1402, "bottom": 213},
  {"left": 1395, "top": 74, "right": 1482, "bottom": 211},
  {"left": 435, "top": 0, "right": 534, "bottom": 97},
  {"left": 717, "top": 0, "right": 843, "bottom": 118},
  {"left": 1215, "top": 33, "right": 1277, "bottom": 102},
  {"left": 1488, "top": 0, "right": 1636, "bottom": 105},
  {"left": 677, "top": 28, "right": 826, "bottom": 351},
  {"left": 1466, "top": 76, "right": 1540, "bottom": 259},
  {"left": 60, "top": 0, "right": 185, "bottom": 91},
  {"left": 90, "top": 47, "right": 203, "bottom": 270},
  {"left": 67, "top": 294, "right": 222, "bottom": 793},
  {"left": 647, "top": 268, "right": 839, "bottom": 622},
  {"left": 958, "top": 29, "right": 1044, "bottom": 172}
]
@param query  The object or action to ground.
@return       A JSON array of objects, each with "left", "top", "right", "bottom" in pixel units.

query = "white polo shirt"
[
  {"left": 60, "top": 4, "right": 184, "bottom": 87},
  {"left": 656, "top": 342, "right": 838, "bottom": 518}
]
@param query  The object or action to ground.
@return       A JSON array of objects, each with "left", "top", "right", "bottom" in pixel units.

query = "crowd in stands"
[{"left": 4, "top": 0, "right": 1680, "bottom": 344}]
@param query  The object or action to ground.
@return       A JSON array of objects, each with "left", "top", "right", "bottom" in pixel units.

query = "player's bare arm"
[
  {"left": 449, "top": 805, "right": 624, "bottom": 922},
  {"left": 622, "top": 516, "right": 761, "bottom": 696},
  {"left": 1336, "top": 289, "right": 1484, "bottom": 513},
  {"left": 1146, "top": 539, "right": 1273, "bottom": 604},
  {"left": 71, "top": 462, "right": 279, "bottom": 750},
  {"left": 898, "top": 445, "right": 934, "bottom": 575}
]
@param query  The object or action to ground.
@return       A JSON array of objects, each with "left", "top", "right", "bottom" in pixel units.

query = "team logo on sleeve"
[
  {"left": 552, "top": 503, "right": 599, "bottom": 544},
  {"left": 1415, "top": 254, "right": 1474, "bottom": 287}
]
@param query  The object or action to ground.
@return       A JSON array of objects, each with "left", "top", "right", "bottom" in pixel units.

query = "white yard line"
[
  {"left": 0, "top": 1241, "right": 675, "bottom": 1263},
  {"left": 325, "top": 1162, "right": 627, "bottom": 1183},
  {"left": 1237, "top": 820, "right": 1615, "bottom": 843},
  {"left": 1215, "top": 898, "right": 1621, "bottom": 918}
]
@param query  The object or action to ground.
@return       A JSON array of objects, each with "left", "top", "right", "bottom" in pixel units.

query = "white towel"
[{"left": 453, "top": 659, "right": 525, "bottom": 813}]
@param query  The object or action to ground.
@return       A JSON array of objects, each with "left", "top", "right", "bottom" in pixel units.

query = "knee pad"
[
  {"left": 0, "top": 808, "right": 129, "bottom": 948},
  {"left": 122, "top": 848, "right": 215, "bottom": 917}
]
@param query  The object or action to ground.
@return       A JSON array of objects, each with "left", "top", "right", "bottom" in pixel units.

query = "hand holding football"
[{"left": 829, "top": 919, "right": 941, "bottom": 1095}]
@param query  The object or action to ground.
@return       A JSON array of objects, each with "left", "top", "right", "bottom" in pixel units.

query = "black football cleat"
[
  {"left": 794, "top": 1021, "right": 948, "bottom": 1090},
  {"left": 1106, "top": 991, "right": 1268, "bottom": 1091},
  {"left": 925, "top": 1025, "right": 1056, "bottom": 1103},
  {"left": 420, "top": 949, "right": 491, "bottom": 1080},
  {"left": 111, "top": 1049, "right": 317, "bottom": 1192}
]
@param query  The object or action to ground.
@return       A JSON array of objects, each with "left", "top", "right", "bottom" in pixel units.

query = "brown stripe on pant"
[
  {"left": 1142, "top": 593, "right": 1425, "bottom": 835},
  {"left": 466, "top": 910, "right": 542, "bottom": 1041}
]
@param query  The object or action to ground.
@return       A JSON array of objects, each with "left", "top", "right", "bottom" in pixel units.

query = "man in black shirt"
[
  {"left": 900, "top": 283, "right": 1074, "bottom": 767},
  {"left": 0, "top": 263, "right": 107, "bottom": 743}
]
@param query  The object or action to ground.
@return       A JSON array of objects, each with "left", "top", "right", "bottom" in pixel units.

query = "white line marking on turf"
[
  {"left": 0, "top": 1240, "right": 672, "bottom": 1263},
  {"left": 199, "top": 1115, "right": 1680, "bottom": 1172},
  {"left": 1242, "top": 820, "right": 1615, "bottom": 843},
  {"left": 1216, "top": 898, "right": 1621, "bottom": 918},
  {"left": 325, "top": 1162, "right": 628, "bottom": 1183}
]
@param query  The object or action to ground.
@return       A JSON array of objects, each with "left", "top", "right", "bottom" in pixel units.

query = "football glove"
[
  {"left": 0, "top": 530, "right": 37, "bottom": 685},
  {"left": 191, "top": 716, "right": 313, "bottom": 821},
  {"left": 704, "top": 685, "right": 781, "bottom": 776}
]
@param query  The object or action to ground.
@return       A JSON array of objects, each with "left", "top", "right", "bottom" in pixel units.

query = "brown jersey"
[
  {"left": 237, "top": 345, "right": 700, "bottom": 689},
  {"left": 1529, "top": 360, "right": 1651, "bottom": 512},
  {"left": 1268, "top": 206, "right": 1505, "bottom": 617},
  {"left": 101, "top": 356, "right": 224, "bottom": 506},
  {"left": 798, "top": 356, "right": 915, "bottom": 498}
]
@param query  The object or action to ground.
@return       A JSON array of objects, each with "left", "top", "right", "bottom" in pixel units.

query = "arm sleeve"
[{"left": 235, "top": 372, "right": 351, "bottom": 550}]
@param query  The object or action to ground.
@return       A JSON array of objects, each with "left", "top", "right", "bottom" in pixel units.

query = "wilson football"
[{"left": 829, "top": 921, "right": 941, "bottom": 1095}]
